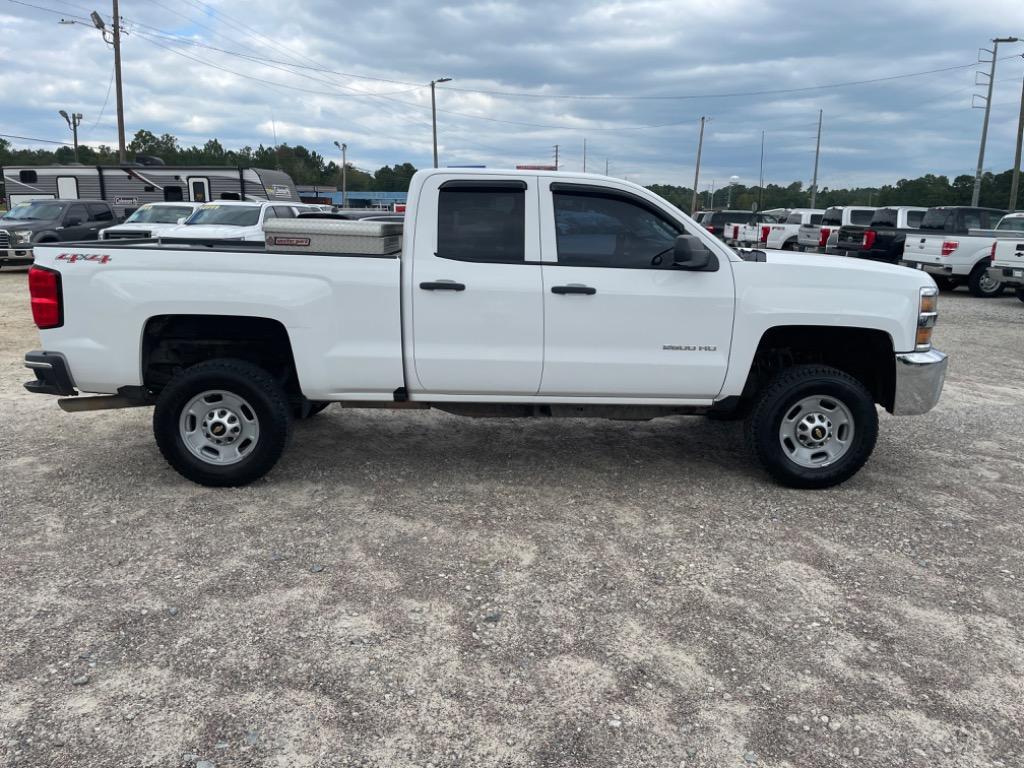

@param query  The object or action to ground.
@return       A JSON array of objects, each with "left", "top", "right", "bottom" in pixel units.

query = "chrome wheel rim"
[
  {"left": 778, "top": 395, "right": 854, "bottom": 469},
  {"left": 179, "top": 390, "right": 260, "bottom": 466}
]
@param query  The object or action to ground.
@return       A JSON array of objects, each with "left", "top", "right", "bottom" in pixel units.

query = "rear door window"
[
  {"left": 810, "top": 214, "right": 823, "bottom": 225},
  {"left": 65, "top": 203, "right": 88, "bottom": 224},
  {"left": 87, "top": 203, "right": 114, "bottom": 222},
  {"left": 437, "top": 183, "right": 526, "bottom": 263}
]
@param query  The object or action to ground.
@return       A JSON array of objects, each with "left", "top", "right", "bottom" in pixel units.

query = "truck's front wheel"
[
  {"left": 745, "top": 365, "right": 878, "bottom": 489},
  {"left": 153, "top": 359, "right": 291, "bottom": 486}
]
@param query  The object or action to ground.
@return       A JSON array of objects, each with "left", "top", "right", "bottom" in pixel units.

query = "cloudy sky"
[{"left": 1, "top": 0, "right": 1023, "bottom": 189}]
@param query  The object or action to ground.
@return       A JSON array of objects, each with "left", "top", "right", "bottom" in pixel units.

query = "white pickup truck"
[
  {"left": 24, "top": 169, "right": 947, "bottom": 490},
  {"left": 766, "top": 209, "right": 825, "bottom": 250},
  {"left": 987, "top": 219, "right": 1024, "bottom": 301},
  {"left": 797, "top": 206, "right": 875, "bottom": 253},
  {"left": 900, "top": 207, "right": 1009, "bottom": 296},
  {"left": 159, "top": 200, "right": 317, "bottom": 243}
]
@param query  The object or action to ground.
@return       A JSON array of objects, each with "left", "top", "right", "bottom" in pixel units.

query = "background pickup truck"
[
  {"left": 833, "top": 206, "right": 927, "bottom": 261},
  {"left": 24, "top": 169, "right": 947, "bottom": 490},
  {"left": 725, "top": 212, "right": 783, "bottom": 247},
  {"left": 900, "top": 207, "right": 1010, "bottom": 296},
  {"left": 765, "top": 209, "right": 824, "bottom": 250},
  {"left": 0, "top": 199, "right": 118, "bottom": 268},
  {"left": 988, "top": 230, "right": 1024, "bottom": 302},
  {"left": 798, "top": 205, "right": 875, "bottom": 253}
]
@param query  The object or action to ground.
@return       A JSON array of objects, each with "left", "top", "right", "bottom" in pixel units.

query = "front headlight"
[
  {"left": 13, "top": 230, "right": 33, "bottom": 244},
  {"left": 916, "top": 286, "right": 938, "bottom": 351}
]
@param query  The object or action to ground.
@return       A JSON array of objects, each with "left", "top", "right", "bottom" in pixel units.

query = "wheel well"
[
  {"left": 743, "top": 326, "right": 895, "bottom": 411},
  {"left": 142, "top": 315, "right": 301, "bottom": 398}
]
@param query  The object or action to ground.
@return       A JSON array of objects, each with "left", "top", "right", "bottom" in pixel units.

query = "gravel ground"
[{"left": 1, "top": 267, "right": 1023, "bottom": 768}]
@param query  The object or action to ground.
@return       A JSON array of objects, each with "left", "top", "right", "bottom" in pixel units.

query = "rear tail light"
[
  {"left": 989, "top": 241, "right": 997, "bottom": 262},
  {"left": 862, "top": 230, "right": 877, "bottom": 249},
  {"left": 28, "top": 266, "right": 63, "bottom": 329},
  {"left": 760, "top": 226, "right": 770, "bottom": 243},
  {"left": 819, "top": 227, "right": 831, "bottom": 247},
  {"left": 732, "top": 225, "right": 740, "bottom": 240},
  {"left": 706, "top": 225, "right": 716, "bottom": 233},
  {"left": 940, "top": 241, "right": 958, "bottom": 257}
]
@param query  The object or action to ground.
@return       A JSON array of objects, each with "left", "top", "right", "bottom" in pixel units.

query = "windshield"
[
  {"left": 125, "top": 204, "right": 195, "bottom": 224},
  {"left": 920, "top": 208, "right": 952, "bottom": 230},
  {"left": 2, "top": 201, "right": 64, "bottom": 220},
  {"left": 996, "top": 217, "right": 1024, "bottom": 232},
  {"left": 184, "top": 204, "right": 261, "bottom": 227}
]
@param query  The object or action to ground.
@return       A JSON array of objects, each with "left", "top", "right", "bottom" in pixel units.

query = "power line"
[{"left": 0, "top": 132, "right": 73, "bottom": 146}]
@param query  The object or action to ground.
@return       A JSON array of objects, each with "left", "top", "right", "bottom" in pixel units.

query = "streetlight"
[
  {"left": 59, "top": 110, "right": 83, "bottom": 162},
  {"left": 333, "top": 140, "right": 348, "bottom": 208},
  {"left": 430, "top": 77, "right": 452, "bottom": 168},
  {"left": 60, "top": 2, "right": 126, "bottom": 163}
]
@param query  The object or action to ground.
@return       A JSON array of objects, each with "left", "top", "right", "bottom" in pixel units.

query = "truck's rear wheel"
[
  {"left": 745, "top": 365, "right": 878, "bottom": 489},
  {"left": 153, "top": 359, "right": 291, "bottom": 486},
  {"left": 968, "top": 263, "right": 1002, "bottom": 298},
  {"left": 932, "top": 276, "right": 957, "bottom": 292},
  {"left": 1017, "top": 288, "right": 1024, "bottom": 304}
]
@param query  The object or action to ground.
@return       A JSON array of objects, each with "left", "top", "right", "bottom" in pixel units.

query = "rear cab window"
[
  {"left": 920, "top": 208, "right": 953, "bottom": 231},
  {"left": 821, "top": 209, "right": 843, "bottom": 226},
  {"left": 850, "top": 209, "right": 874, "bottom": 225}
]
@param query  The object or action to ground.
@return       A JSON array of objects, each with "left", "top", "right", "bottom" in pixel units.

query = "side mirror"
[
  {"left": 673, "top": 234, "right": 717, "bottom": 271},
  {"left": 177, "top": 217, "right": 186, "bottom": 224}
]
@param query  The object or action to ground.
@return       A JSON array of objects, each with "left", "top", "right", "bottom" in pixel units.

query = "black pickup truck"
[
  {"left": 834, "top": 205, "right": 1007, "bottom": 265},
  {"left": 0, "top": 199, "right": 119, "bottom": 268},
  {"left": 830, "top": 206, "right": 927, "bottom": 262}
]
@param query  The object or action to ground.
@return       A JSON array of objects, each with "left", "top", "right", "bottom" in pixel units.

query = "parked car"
[
  {"left": 832, "top": 206, "right": 928, "bottom": 261},
  {"left": 99, "top": 202, "right": 202, "bottom": 240},
  {"left": 24, "top": 168, "right": 947, "bottom": 490},
  {"left": 159, "top": 200, "right": 312, "bottom": 243},
  {"left": 701, "top": 210, "right": 760, "bottom": 240},
  {"left": 987, "top": 216, "right": 1024, "bottom": 301},
  {"left": 798, "top": 206, "right": 875, "bottom": 253},
  {"left": 765, "top": 209, "right": 824, "bottom": 250},
  {"left": 0, "top": 199, "right": 117, "bottom": 268},
  {"left": 900, "top": 206, "right": 1009, "bottom": 296}
]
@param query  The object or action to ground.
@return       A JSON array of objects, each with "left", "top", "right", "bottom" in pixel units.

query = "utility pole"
[
  {"left": 605, "top": 158, "right": 609, "bottom": 176},
  {"left": 583, "top": 138, "right": 587, "bottom": 172},
  {"left": 690, "top": 116, "right": 706, "bottom": 213},
  {"left": 973, "top": 38, "right": 1019, "bottom": 207},
  {"left": 1009, "top": 63, "right": 1024, "bottom": 212},
  {"left": 111, "top": 0, "right": 126, "bottom": 162},
  {"left": 553, "top": 144, "right": 559, "bottom": 170},
  {"left": 810, "top": 109, "right": 822, "bottom": 208},
  {"left": 430, "top": 77, "right": 452, "bottom": 168},
  {"left": 334, "top": 141, "right": 348, "bottom": 208},
  {"left": 65, "top": 6, "right": 126, "bottom": 161},
  {"left": 757, "top": 130, "right": 765, "bottom": 211},
  {"left": 59, "top": 110, "right": 83, "bottom": 162}
]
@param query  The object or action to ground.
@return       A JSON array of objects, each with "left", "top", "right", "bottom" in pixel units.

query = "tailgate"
[
  {"left": 993, "top": 239, "right": 1024, "bottom": 268},
  {"left": 904, "top": 233, "right": 949, "bottom": 264},
  {"left": 837, "top": 226, "right": 865, "bottom": 249},
  {"left": 797, "top": 225, "right": 819, "bottom": 247}
]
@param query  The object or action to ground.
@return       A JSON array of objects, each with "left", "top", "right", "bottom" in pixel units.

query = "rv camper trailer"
[{"left": 1, "top": 161, "right": 300, "bottom": 218}]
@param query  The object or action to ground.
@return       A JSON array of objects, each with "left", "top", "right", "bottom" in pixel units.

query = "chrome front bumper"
[
  {"left": 892, "top": 349, "right": 948, "bottom": 416},
  {"left": 0, "top": 247, "right": 34, "bottom": 265}
]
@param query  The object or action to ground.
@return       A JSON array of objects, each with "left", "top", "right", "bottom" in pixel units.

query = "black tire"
[
  {"left": 932, "top": 276, "right": 957, "bottom": 292},
  {"left": 153, "top": 358, "right": 291, "bottom": 487},
  {"left": 744, "top": 365, "right": 878, "bottom": 489},
  {"left": 967, "top": 262, "right": 1002, "bottom": 298},
  {"left": 1016, "top": 288, "right": 1024, "bottom": 304},
  {"left": 782, "top": 240, "right": 798, "bottom": 251},
  {"left": 293, "top": 400, "right": 330, "bottom": 419}
]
